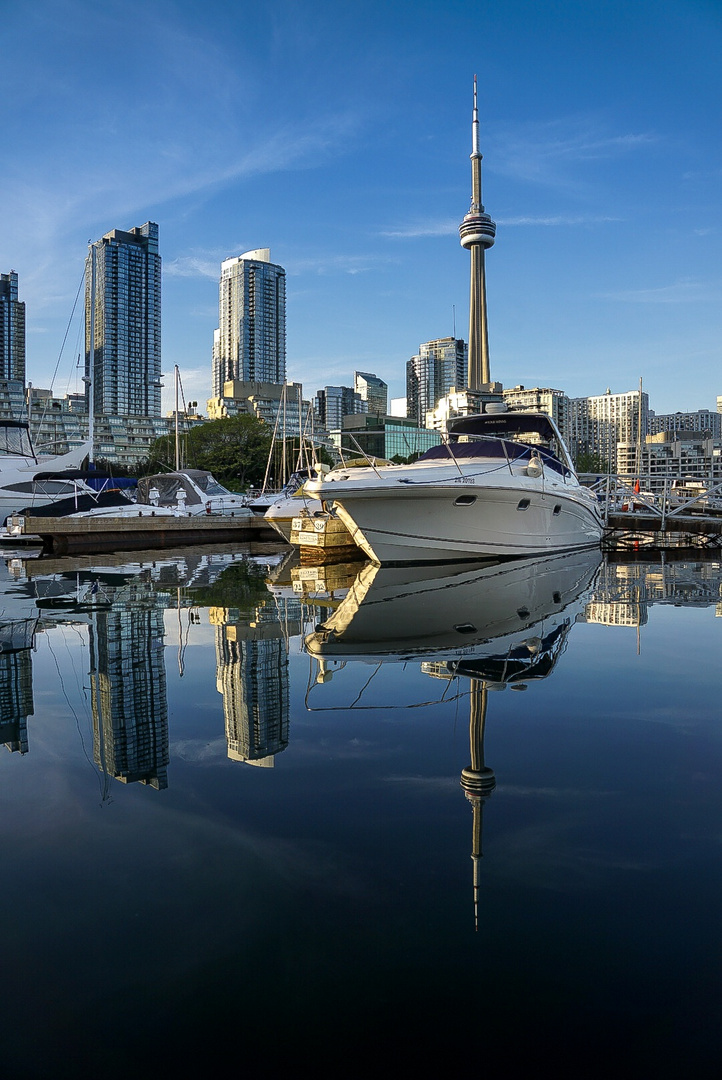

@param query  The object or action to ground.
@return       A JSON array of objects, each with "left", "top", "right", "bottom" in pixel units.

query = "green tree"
[
  {"left": 147, "top": 416, "right": 272, "bottom": 490},
  {"left": 574, "top": 450, "right": 610, "bottom": 474}
]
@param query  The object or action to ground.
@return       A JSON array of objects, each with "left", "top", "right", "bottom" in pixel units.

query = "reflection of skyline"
[
  {"left": 90, "top": 598, "right": 169, "bottom": 791},
  {"left": 585, "top": 559, "right": 722, "bottom": 626},
  {"left": 0, "top": 620, "right": 37, "bottom": 755},
  {"left": 212, "top": 600, "right": 299, "bottom": 767}
]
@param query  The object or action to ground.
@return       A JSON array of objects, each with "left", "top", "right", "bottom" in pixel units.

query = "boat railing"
[{"left": 588, "top": 473, "right": 722, "bottom": 528}]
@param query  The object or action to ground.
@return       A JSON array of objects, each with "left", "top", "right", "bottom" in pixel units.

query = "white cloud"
[
  {"left": 380, "top": 219, "right": 458, "bottom": 239},
  {"left": 165, "top": 256, "right": 221, "bottom": 280},
  {"left": 598, "top": 280, "right": 715, "bottom": 303},
  {"left": 492, "top": 117, "right": 657, "bottom": 190}
]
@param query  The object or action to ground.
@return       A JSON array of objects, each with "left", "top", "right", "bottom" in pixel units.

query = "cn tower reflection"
[
  {"left": 307, "top": 550, "right": 603, "bottom": 927},
  {"left": 461, "top": 681, "right": 496, "bottom": 932}
]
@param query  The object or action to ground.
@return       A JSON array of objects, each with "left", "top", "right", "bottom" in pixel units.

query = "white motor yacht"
[
  {"left": 0, "top": 419, "right": 94, "bottom": 517},
  {"left": 305, "top": 407, "right": 603, "bottom": 563}
]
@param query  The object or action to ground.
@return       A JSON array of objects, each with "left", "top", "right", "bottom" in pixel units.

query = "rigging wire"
[{"left": 37, "top": 266, "right": 86, "bottom": 427}]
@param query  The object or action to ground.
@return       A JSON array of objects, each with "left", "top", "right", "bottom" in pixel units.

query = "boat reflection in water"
[
  {"left": 305, "top": 548, "right": 602, "bottom": 663},
  {"left": 306, "top": 548, "right": 603, "bottom": 925}
]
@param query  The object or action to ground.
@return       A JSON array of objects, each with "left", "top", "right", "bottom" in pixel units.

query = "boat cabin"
[{"left": 416, "top": 411, "right": 575, "bottom": 475}]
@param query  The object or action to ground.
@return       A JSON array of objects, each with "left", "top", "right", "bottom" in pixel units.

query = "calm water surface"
[{"left": 0, "top": 546, "right": 719, "bottom": 1077}]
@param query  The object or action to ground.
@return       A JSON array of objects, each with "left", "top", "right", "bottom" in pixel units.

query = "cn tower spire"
[{"left": 459, "top": 76, "right": 496, "bottom": 389}]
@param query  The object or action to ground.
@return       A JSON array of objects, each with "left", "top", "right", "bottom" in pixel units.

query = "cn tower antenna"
[{"left": 459, "top": 76, "right": 496, "bottom": 389}]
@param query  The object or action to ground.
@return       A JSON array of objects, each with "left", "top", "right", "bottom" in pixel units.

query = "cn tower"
[{"left": 459, "top": 76, "right": 496, "bottom": 390}]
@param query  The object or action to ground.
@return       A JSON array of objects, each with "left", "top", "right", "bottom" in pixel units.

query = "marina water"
[{"left": 0, "top": 546, "right": 719, "bottom": 1077}]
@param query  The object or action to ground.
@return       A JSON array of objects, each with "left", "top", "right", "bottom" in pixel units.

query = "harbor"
[
  {"left": 1, "top": 3, "right": 720, "bottom": 1075},
  {"left": 0, "top": 543, "right": 719, "bottom": 1075}
]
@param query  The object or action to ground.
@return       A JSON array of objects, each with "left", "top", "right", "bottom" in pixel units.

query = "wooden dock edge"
[{"left": 15, "top": 513, "right": 282, "bottom": 555}]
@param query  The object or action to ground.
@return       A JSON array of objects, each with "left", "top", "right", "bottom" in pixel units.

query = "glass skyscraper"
[
  {"left": 406, "top": 337, "right": 467, "bottom": 425},
  {"left": 0, "top": 271, "right": 25, "bottom": 383},
  {"left": 85, "top": 222, "right": 161, "bottom": 418},
  {"left": 212, "top": 248, "right": 286, "bottom": 397},
  {"left": 354, "top": 371, "right": 388, "bottom": 417}
]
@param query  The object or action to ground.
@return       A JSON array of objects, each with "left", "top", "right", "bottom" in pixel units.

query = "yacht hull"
[{"left": 313, "top": 470, "right": 602, "bottom": 564}]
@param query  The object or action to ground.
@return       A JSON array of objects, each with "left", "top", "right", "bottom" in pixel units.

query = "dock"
[
  {"left": 6, "top": 511, "right": 282, "bottom": 555},
  {"left": 595, "top": 474, "right": 722, "bottom": 550}
]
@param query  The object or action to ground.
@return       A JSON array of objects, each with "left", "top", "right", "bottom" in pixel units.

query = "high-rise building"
[
  {"left": 354, "top": 372, "right": 388, "bottom": 416},
  {"left": 648, "top": 409, "right": 721, "bottom": 439},
  {"left": 314, "top": 385, "right": 365, "bottom": 430},
  {"left": 406, "top": 337, "right": 467, "bottom": 425},
  {"left": 85, "top": 222, "right": 161, "bottom": 418},
  {"left": 213, "top": 248, "right": 286, "bottom": 397},
  {"left": 569, "top": 389, "right": 648, "bottom": 471},
  {"left": 0, "top": 271, "right": 25, "bottom": 383},
  {"left": 502, "top": 385, "right": 570, "bottom": 442}
]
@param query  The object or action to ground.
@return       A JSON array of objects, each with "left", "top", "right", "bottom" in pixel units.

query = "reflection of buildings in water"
[
  {"left": 307, "top": 552, "right": 604, "bottom": 930},
  {"left": 0, "top": 620, "right": 37, "bottom": 754},
  {"left": 90, "top": 597, "right": 169, "bottom": 790},
  {"left": 593, "top": 559, "right": 722, "bottom": 607},
  {"left": 584, "top": 601, "right": 648, "bottom": 627},
  {"left": 211, "top": 600, "right": 299, "bottom": 767},
  {"left": 586, "top": 559, "right": 722, "bottom": 626}
]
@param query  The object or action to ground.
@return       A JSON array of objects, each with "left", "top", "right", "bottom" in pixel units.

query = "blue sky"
[{"left": 1, "top": 0, "right": 720, "bottom": 415}]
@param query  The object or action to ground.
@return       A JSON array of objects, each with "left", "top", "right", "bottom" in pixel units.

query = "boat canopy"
[
  {"left": 136, "top": 471, "right": 232, "bottom": 507},
  {"left": 448, "top": 411, "right": 561, "bottom": 444},
  {"left": 0, "top": 420, "right": 36, "bottom": 460}
]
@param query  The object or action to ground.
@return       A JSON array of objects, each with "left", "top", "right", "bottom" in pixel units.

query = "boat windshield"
[
  {"left": 187, "top": 471, "right": 233, "bottom": 497},
  {"left": 136, "top": 474, "right": 202, "bottom": 506},
  {"left": 416, "top": 412, "right": 573, "bottom": 473},
  {"left": 0, "top": 422, "right": 36, "bottom": 460}
]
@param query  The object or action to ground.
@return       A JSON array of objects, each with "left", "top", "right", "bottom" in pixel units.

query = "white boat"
[
  {"left": 135, "top": 470, "right": 251, "bottom": 517},
  {"left": 263, "top": 465, "right": 334, "bottom": 541},
  {"left": 251, "top": 468, "right": 314, "bottom": 528},
  {"left": 0, "top": 418, "right": 94, "bottom": 517},
  {"left": 305, "top": 408, "right": 603, "bottom": 563},
  {"left": 668, "top": 477, "right": 722, "bottom": 513}
]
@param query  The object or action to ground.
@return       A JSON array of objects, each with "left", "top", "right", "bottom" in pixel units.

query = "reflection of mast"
[{"left": 459, "top": 680, "right": 496, "bottom": 931}]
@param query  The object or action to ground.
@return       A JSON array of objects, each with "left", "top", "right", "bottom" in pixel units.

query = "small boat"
[
  {"left": 135, "top": 470, "right": 250, "bottom": 517},
  {"left": 669, "top": 477, "right": 722, "bottom": 513},
  {"left": 306, "top": 407, "right": 603, "bottom": 564},
  {"left": 249, "top": 468, "right": 312, "bottom": 522}
]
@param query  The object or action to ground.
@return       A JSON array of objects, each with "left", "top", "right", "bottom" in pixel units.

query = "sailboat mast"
[
  {"left": 88, "top": 244, "right": 96, "bottom": 468},
  {"left": 175, "top": 365, "right": 180, "bottom": 471}
]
